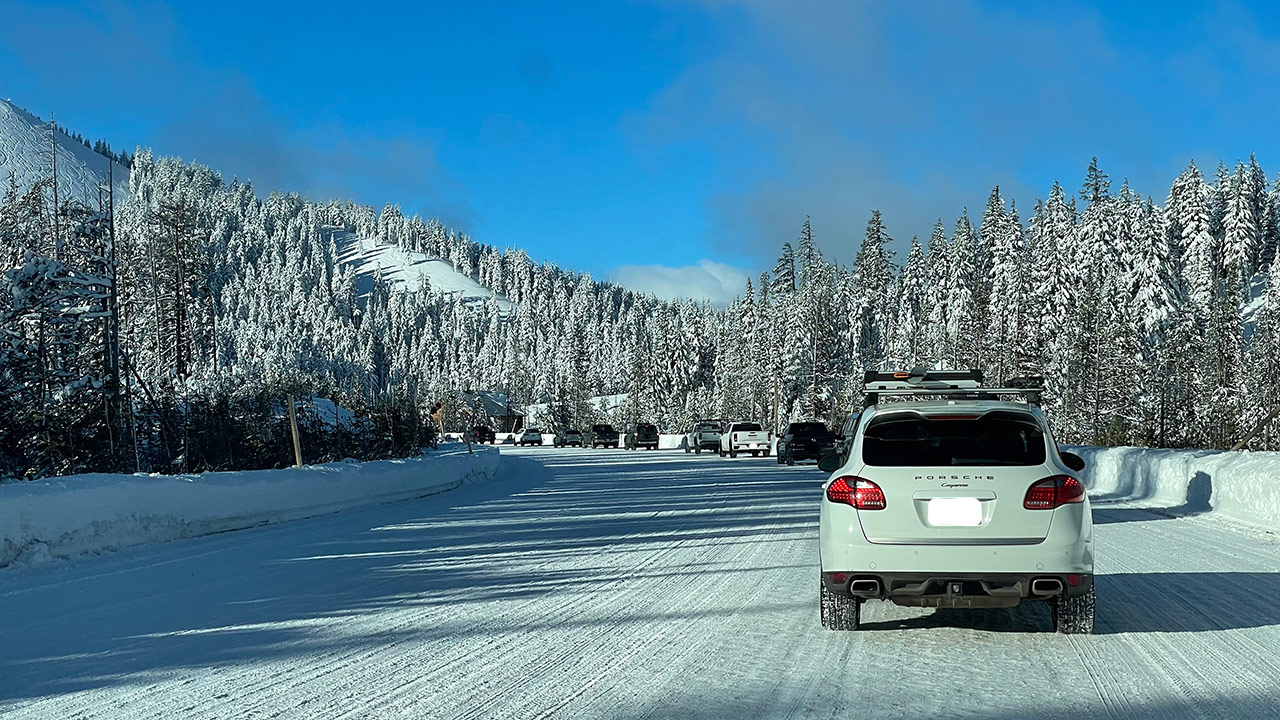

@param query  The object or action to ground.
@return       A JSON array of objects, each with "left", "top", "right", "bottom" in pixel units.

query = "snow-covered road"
[{"left": 3, "top": 448, "right": 1279, "bottom": 719}]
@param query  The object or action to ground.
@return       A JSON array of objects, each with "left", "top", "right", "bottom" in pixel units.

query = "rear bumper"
[
  {"left": 789, "top": 444, "right": 835, "bottom": 459},
  {"left": 819, "top": 500, "right": 1094, "bottom": 580},
  {"left": 821, "top": 571, "right": 1094, "bottom": 608}
]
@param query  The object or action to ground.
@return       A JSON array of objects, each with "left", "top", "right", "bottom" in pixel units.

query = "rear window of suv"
[
  {"left": 789, "top": 422, "right": 827, "bottom": 435},
  {"left": 862, "top": 411, "right": 1046, "bottom": 466}
]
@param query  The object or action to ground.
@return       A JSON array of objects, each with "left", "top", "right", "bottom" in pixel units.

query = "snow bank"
[
  {"left": 0, "top": 447, "right": 499, "bottom": 569},
  {"left": 659, "top": 434, "right": 685, "bottom": 450},
  {"left": 1073, "top": 445, "right": 1280, "bottom": 530}
]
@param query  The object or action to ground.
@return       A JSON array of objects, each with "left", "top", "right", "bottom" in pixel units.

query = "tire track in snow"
[
  {"left": 355, "top": 472, "right": 816, "bottom": 719},
  {"left": 1095, "top": 516, "right": 1280, "bottom": 718},
  {"left": 1066, "top": 634, "right": 1138, "bottom": 720}
]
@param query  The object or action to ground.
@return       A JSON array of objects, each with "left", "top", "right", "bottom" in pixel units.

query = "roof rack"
[{"left": 862, "top": 368, "right": 1044, "bottom": 408}]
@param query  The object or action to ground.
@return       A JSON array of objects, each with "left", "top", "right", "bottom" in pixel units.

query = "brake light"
[
  {"left": 1024, "top": 475, "right": 1085, "bottom": 510},
  {"left": 826, "top": 476, "right": 886, "bottom": 510},
  {"left": 733, "top": 432, "right": 738, "bottom": 442}
]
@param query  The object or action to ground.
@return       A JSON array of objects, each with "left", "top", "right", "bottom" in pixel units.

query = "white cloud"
[{"left": 609, "top": 260, "right": 750, "bottom": 306}]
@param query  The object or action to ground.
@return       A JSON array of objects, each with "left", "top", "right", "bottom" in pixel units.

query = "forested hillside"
[{"left": 3, "top": 100, "right": 1279, "bottom": 478}]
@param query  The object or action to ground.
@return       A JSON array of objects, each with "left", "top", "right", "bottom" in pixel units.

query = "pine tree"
[
  {"left": 853, "top": 210, "right": 894, "bottom": 368},
  {"left": 923, "top": 219, "right": 950, "bottom": 366},
  {"left": 772, "top": 242, "right": 796, "bottom": 295},
  {"left": 889, "top": 237, "right": 927, "bottom": 367}
]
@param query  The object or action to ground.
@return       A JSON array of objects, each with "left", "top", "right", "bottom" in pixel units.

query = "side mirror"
[
  {"left": 818, "top": 454, "right": 843, "bottom": 473},
  {"left": 1060, "top": 451, "right": 1086, "bottom": 472}
]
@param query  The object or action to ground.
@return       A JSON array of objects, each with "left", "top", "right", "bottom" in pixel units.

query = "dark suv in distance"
[
  {"left": 777, "top": 421, "right": 836, "bottom": 465},
  {"left": 588, "top": 423, "right": 620, "bottom": 448},
  {"left": 470, "top": 425, "right": 496, "bottom": 444},
  {"left": 554, "top": 428, "right": 584, "bottom": 447},
  {"left": 625, "top": 422, "right": 660, "bottom": 450}
]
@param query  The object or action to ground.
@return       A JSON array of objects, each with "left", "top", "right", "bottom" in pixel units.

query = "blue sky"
[{"left": 3, "top": 1, "right": 1280, "bottom": 304}]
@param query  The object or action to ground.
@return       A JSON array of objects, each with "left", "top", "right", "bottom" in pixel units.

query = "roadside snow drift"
[
  {"left": 1073, "top": 445, "right": 1280, "bottom": 530},
  {"left": 0, "top": 446, "right": 499, "bottom": 568}
]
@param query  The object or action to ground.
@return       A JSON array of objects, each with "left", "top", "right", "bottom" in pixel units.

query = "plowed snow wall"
[
  {"left": 0, "top": 447, "right": 499, "bottom": 568},
  {"left": 1072, "top": 445, "right": 1280, "bottom": 530}
]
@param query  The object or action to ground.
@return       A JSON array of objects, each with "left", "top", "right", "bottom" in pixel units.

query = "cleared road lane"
[{"left": 2, "top": 447, "right": 1279, "bottom": 719}]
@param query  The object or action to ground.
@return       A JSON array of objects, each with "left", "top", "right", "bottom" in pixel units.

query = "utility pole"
[
  {"left": 104, "top": 159, "right": 123, "bottom": 465},
  {"left": 773, "top": 372, "right": 780, "bottom": 434},
  {"left": 288, "top": 395, "right": 303, "bottom": 467},
  {"left": 50, "top": 112, "right": 60, "bottom": 251}
]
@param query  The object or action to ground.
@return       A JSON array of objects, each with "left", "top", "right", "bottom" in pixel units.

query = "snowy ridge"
[
  {"left": 328, "top": 227, "right": 516, "bottom": 312},
  {"left": 0, "top": 446, "right": 498, "bottom": 569},
  {"left": 0, "top": 99, "right": 130, "bottom": 205},
  {"left": 1073, "top": 444, "right": 1280, "bottom": 530}
]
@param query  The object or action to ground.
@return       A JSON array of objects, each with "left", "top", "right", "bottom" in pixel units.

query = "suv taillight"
[
  {"left": 1024, "top": 475, "right": 1085, "bottom": 510},
  {"left": 826, "top": 476, "right": 886, "bottom": 510}
]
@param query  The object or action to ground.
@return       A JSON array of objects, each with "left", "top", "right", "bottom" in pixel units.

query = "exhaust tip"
[
  {"left": 1031, "top": 578, "right": 1064, "bottom": 596},
  {"left": 849, "top": 579, "right": 881, "bottom": 597}
]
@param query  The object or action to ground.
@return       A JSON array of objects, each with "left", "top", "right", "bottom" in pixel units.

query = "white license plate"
[{"left": 927, "top": 498, "right": 982, "bottom": 527}]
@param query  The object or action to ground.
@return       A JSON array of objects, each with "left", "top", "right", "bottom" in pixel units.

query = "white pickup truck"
[
  {"left": 720, "top": 422, "right": 771, "bottom": 458},
  {"left": 685, "top": 420, "right": 723, "bottom": 454}
]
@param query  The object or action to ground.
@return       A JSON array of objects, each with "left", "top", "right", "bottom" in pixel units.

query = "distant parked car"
[
  {"left": 777, "top": 421, "right": 837, "bottom": 465},
  {"left": 470, "top": 425, "right": 496, "bottom": 444},
  {"left": 720, "top": 422, "right": 771, "bottom": 458},
  {"left": 685, "top": 420, "right": 723, "bottom": 454},
  {"left": 515, "top": 427, "right": 544, "bottom": 446},
  {"left": 625, "top": 422, "right": 660, "bottom": 450},
  {"left": 554, "top": 428, "right": 584, "bottom": 447},
  {"left": 587, "top": 423, "right": 620, "bottom": 448}
]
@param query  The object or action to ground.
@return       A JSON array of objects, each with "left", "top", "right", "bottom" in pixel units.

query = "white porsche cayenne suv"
[{"left": 818, "top": 370, "right": 1095, "bottom": 634}]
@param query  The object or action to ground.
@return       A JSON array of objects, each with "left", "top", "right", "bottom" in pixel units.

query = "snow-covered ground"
[
  {"left": 2, "top": 446, "right": 1278, "bottom": 718},
  {"left": 0, "top": 99, "right": 130, "bottom": 204},
  {"left": 0, "top": 446, "right": 498, "bottom": 569},
  {"left": 328, "top": 227, "right": 516, "bottom": 313}
]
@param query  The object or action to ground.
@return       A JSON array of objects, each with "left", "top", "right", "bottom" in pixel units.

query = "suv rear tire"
[
  {"left": 1052, "top": 587, "right": 1095, "bottom": 634},
  {"left": 819, "top": 579, "right": 861, "bottom": 631}
]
